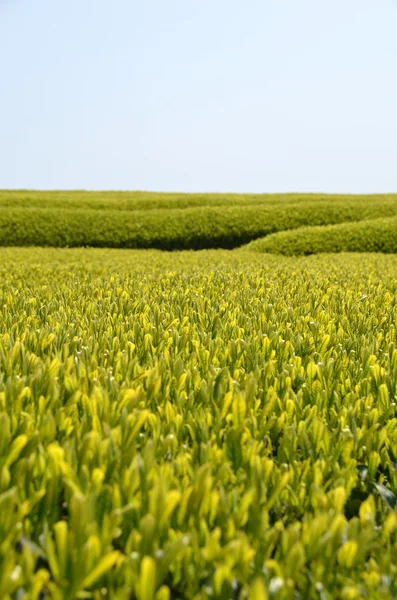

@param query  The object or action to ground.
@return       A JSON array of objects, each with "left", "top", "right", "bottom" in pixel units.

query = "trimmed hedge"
[
  {"left": 3, "top": 192, "right": 397, "bottom": 249},
  {"left": 3, "top": 190, "right": 397, "bottom": 211},
  {"left": 247, "top": 216, "right": 397, "bottom": 255}
]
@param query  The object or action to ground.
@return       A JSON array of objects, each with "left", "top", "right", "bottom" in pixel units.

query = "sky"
[{"left": 0, "top": 0, "right": 396, "bottom": 193}]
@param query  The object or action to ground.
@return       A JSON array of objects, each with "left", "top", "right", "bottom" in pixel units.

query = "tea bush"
[
  {"left": 2, "top": 190, "right": 396, "bottom": 212},
  {"left": 1, "top": 247, "right": 397, "bottom": 598},
  {"left": 248, "top": 216, "right": 397, "bottom": 256},
  {"left": 2, "top": 192, "right": 397, "bottom": 249}
]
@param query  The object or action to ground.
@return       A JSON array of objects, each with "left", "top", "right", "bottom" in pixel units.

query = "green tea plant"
[
  {"left": 247, "top": 216, "right": 397, "bottom": 256},
  {"left": 2, "top": 191, "right": 396, "bottom": 212},
  {"left": 1, "top": 248, "right": 397, "bottom": 599},
  {"left": 2, "top": 192, "right": 397, "bottom": 249}
]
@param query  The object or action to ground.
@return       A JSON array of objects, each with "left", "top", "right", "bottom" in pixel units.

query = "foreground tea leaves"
[{"left": 1, "top": 248, "right": 397, "bottom": 598}]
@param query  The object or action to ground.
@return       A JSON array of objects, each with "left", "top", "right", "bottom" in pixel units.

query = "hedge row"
[
  {"left": 2, "top": 190, "right": 397, "bottom": 212},
  {"left": 3, "top": 195, "right": 397, "bottom": 249},
  {"left": 247, "top": 216, "right": 397, "bottom": 255}
]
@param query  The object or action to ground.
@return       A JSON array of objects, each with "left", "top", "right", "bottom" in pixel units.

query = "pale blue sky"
[{"left": 1, "top": 0, "right": 396, "bottom": 193}]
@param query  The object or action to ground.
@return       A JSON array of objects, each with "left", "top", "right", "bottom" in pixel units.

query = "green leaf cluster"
[
  {"left": 2, "top": 192, "right": 397, "bottom": 250},
  {"left": 1, "top": 248, "right": 397, "bottom": 598},
  {"left": 248, "top": 216, "right": 397, "bottom": 256}
]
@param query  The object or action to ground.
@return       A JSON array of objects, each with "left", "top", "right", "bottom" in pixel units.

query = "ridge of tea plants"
[
  {"left": 2, "top": 247, "right": 397, "bottom": 599},
  {"left": 2, "top": 190, "right": 397, "bottom": 212},
  {"left": 2, "top": 191, "right": 397, "bottom": 250},
  {"left": 247, "top": 216, "right": 397, "bottom": 256}
]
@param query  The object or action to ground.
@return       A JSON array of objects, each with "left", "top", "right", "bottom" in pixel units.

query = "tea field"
[
  {"left": 2, "top": 247, "right": 397, "bottom": 599},
  {"left": 2, "top": 191, "right": 397, "bottom": 250},
  {"left": 248, "top": 217, "right": 397, "bottom": 256}
]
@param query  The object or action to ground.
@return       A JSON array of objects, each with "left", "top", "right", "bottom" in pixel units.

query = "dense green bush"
[
  {"left": 3, "top": 190, "right": 397, "bottom": 212},
  {"left": 3, "top": 192, "right": 397, "bottom": 249},
  {"left": 248, "top": 216, "right": 397, "bottom": 256},
  {"left": 2, "top": 248, "right": 397, "bottom": 598}
]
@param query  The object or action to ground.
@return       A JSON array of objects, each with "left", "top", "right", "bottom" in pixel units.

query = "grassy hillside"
[
  {"left": 247, "top": 216, "right": 397, "bottom": 256},
  {"left": 2, "top": 191, "right": 397, "bottom": 249},
  {"left": 2, "top": 247, "right": 397, "bottom": 598}
]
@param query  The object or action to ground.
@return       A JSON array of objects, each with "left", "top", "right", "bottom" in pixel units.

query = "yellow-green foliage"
[
  {"left": 2, "top": 190, "right": 396, "bottom": 211},
  {"left": 1, "top": 247, "right": 397, "bottom": 599},
  {"left": 2, "top": 191, "right": 397, "bottom": 249},
  {"left": 248, "top": 216, "right": 397, "bottom": 256}
]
